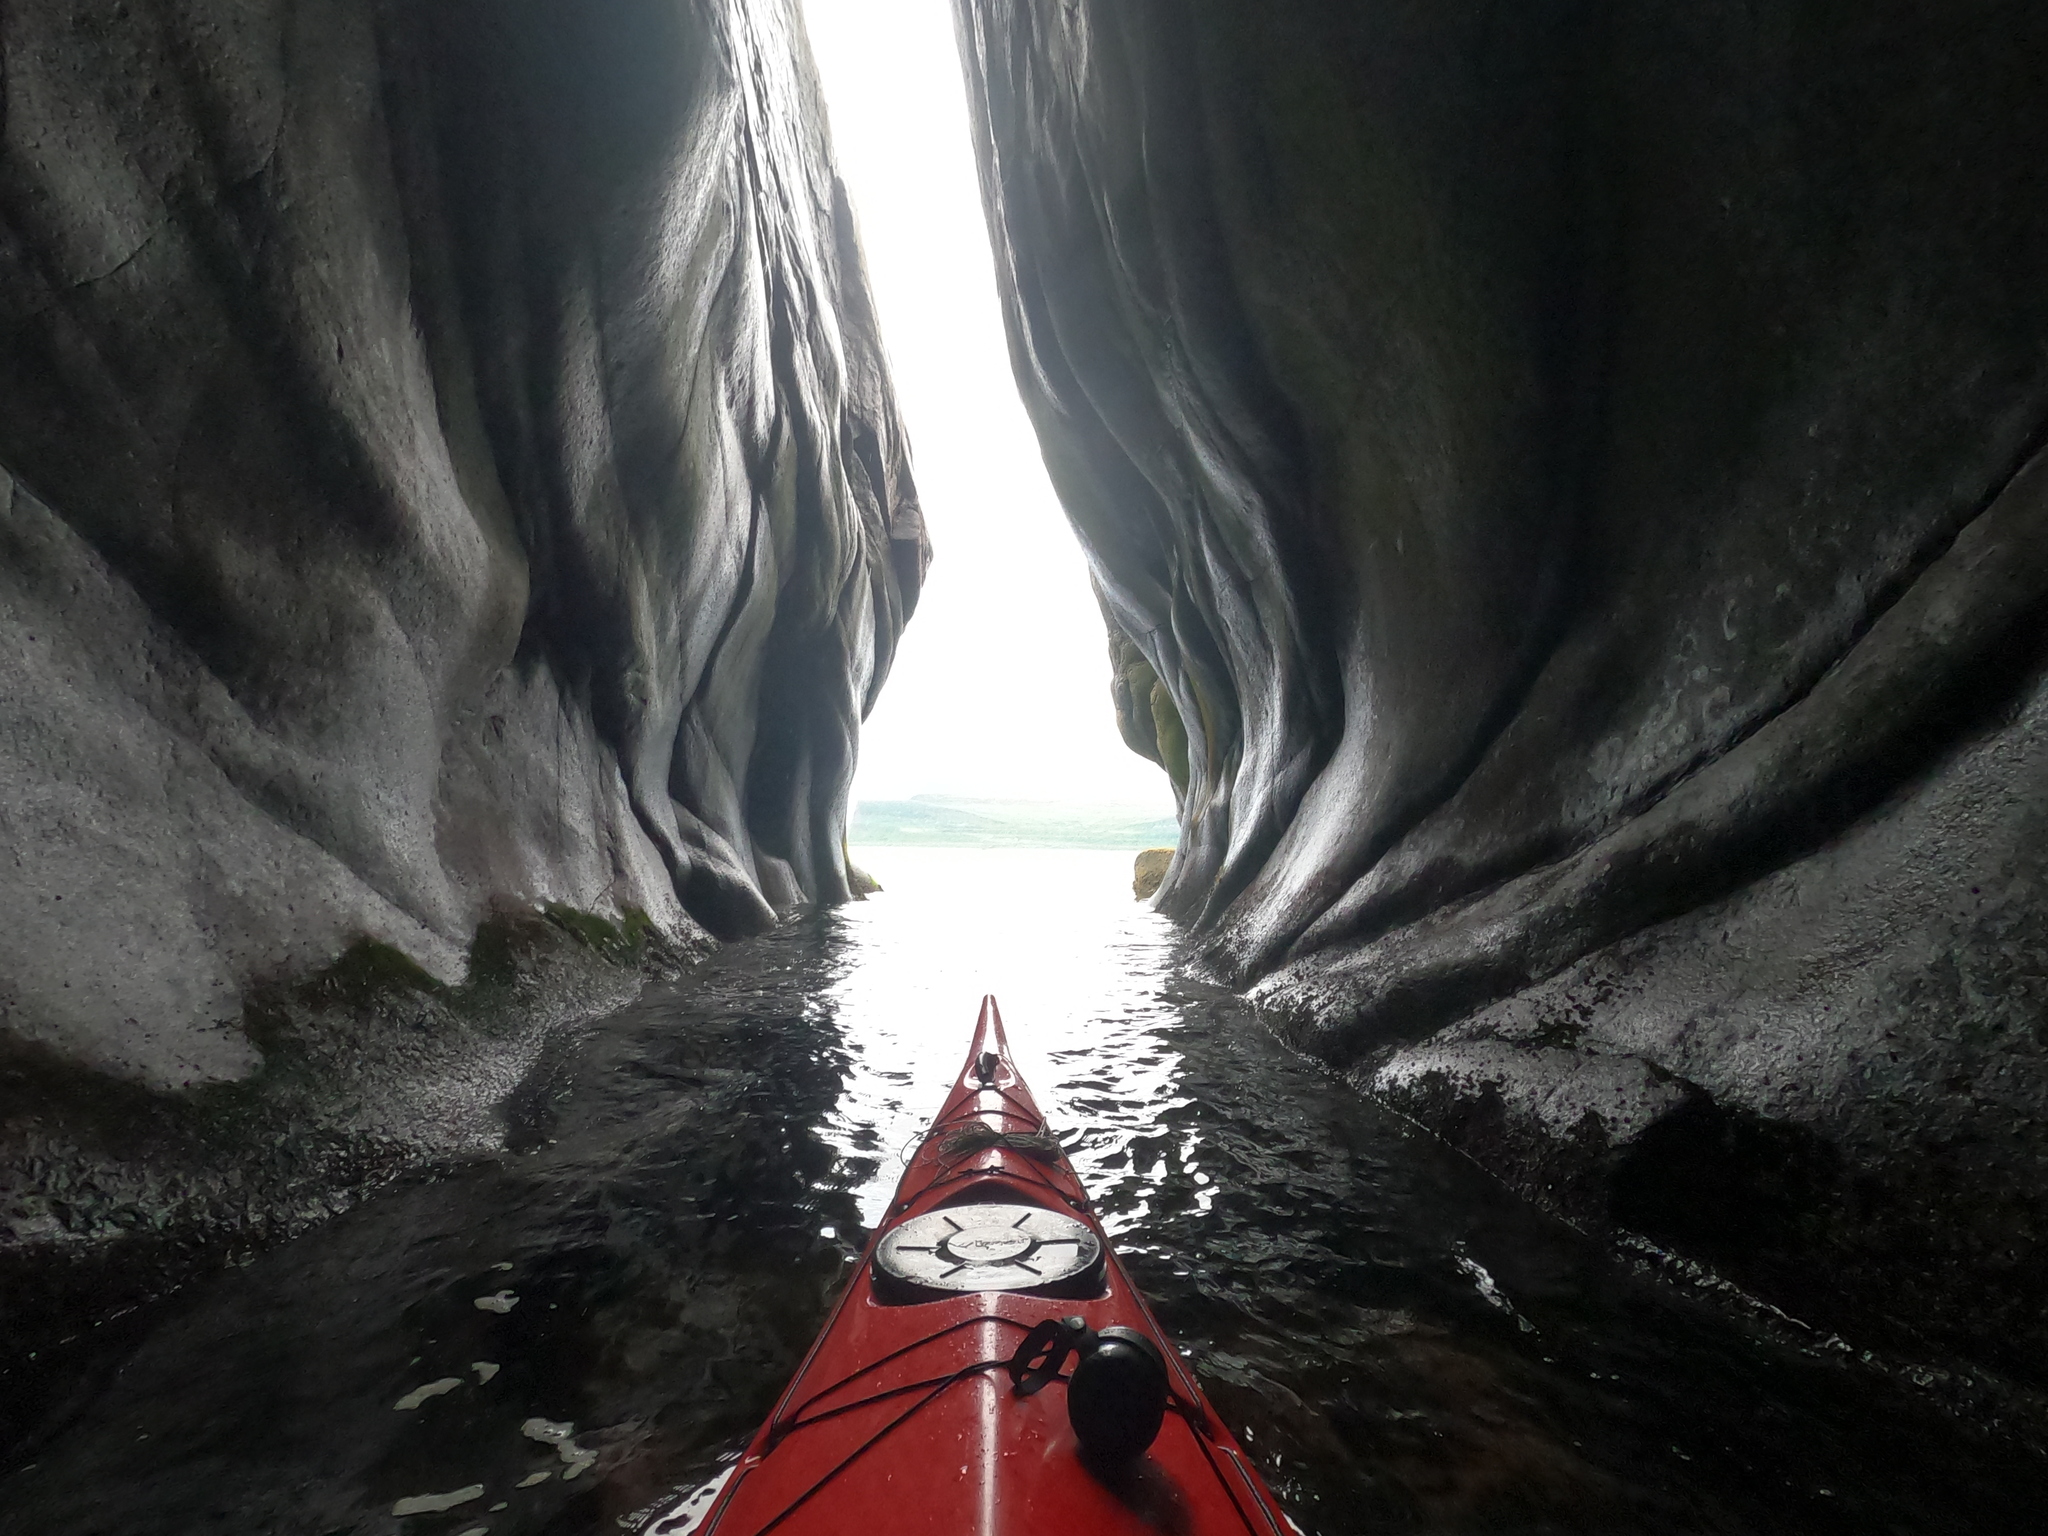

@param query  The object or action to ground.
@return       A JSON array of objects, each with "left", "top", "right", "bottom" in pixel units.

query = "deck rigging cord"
[
  {"left": 888, "top": 1109, "right": 1090, "bottom": 1218},
  {"left": 935, "top": 1123, "right": 1066, "bottom": 1163},
  {"left": 717, "top": 1315, "right": 1278, "bottom": 1536}
]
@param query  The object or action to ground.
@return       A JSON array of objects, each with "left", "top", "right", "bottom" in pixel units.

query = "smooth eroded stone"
[
  {"left": 955, "top": 0, "right": 2048, "bottom": 1378},
  {"left": 0, "top": 0, "right": 926, "bottom": 1313}
]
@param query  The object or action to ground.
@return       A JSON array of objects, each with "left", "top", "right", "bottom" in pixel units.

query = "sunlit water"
[{"left": 5, "top": 848, "right": 2044, "bottom": 1534}]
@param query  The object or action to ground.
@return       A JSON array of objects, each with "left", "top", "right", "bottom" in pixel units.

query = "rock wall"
[
  {"left": 956, "top": 0, "right": 2048, "bottom": 1380},
  {"left": 0, "top": 0, "right": 924, "bottom": 1094},
  {"left": 0, "top": 0, "right": 926, "bottom": 1310}
]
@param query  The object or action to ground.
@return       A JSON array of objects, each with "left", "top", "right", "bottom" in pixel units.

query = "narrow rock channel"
[
  {"left": 6, "top": 0, "right": 2048, "bottom": 1528},
  {"left": 6, "top": 851, "right": 2043, "bottom": 1534}
]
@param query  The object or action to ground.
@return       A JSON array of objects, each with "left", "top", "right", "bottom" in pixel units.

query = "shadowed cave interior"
[{"left": 3, "top": 1, "right": 2048, "bottom": 1531}]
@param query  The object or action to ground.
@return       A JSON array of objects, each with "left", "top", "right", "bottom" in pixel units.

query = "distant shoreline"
[{"left": 850, "top": 795, "right": 1177, "bottom": 852}]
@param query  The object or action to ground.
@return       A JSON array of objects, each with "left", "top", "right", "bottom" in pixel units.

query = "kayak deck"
[{"left": 663, "top": 997, "right": 1295, "bottom": 1536}]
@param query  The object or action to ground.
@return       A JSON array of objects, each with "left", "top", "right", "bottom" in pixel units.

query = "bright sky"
[{"left": 799, "top": 0, "right": 1173, "bottom": 812}]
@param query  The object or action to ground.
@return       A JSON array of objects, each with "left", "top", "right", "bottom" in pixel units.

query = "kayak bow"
[{"left": 663, "top": 997, "right": 1296, "bottom": 1535}]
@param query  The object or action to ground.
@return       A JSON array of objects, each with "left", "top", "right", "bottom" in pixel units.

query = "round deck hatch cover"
[{"left": 875, "top": 1203, "right": 1100, "bottom": 1293}]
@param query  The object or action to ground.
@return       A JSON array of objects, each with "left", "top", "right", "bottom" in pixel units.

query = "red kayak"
[{"left": 655, "top": 997, "right": 1296, "bottom": 1535}]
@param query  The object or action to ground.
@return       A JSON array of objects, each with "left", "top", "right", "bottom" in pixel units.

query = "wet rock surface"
[
  {"left": 956, "top": 0, "right": 2048, "bottom": 1380},
  {"left": 2, "top": 0, "right": 922, "bottom": 1315},
  {"left": 0, "top": 908, "right": 664, "bottom": 1392}
]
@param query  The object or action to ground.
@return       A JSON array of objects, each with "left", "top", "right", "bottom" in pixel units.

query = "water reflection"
[
  {"left": 817, "top": 847, "right": 1199, "bottom": 1236},
  {"left": 2, "top": 848, "right": 2044, "bottom": 1535}
]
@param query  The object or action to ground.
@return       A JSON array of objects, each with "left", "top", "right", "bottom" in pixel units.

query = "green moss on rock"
[
  {"left": 2, "top": 901, "right": 698, "bottom": 1385},
  {"left": 298, "top": 940, "right": 447, "bottom": 1011},
  {"left": 1107, "top": 626, "right": 1189, "bottom": 802}
]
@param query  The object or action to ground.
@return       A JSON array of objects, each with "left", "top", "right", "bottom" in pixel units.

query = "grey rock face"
[
  {"left": 0, "top": 0, "right": 924, "bottom": 1093},
  {"left": 957, "top": 0, "right": 2048, "bottom": 1375}
]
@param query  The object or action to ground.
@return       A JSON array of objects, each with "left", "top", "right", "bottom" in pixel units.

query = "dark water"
[{"left": 4, "top": 848, "right": 2044, "bottom": 1535}]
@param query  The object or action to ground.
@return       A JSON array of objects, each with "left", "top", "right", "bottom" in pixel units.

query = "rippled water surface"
[{"left": 6, "top": 848, "right": 2045, "bottom": 1534}]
